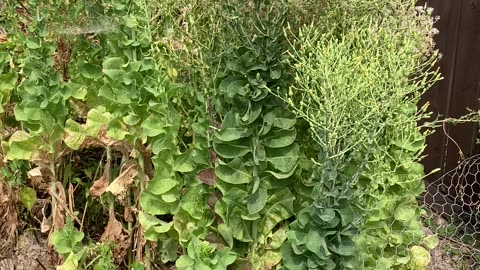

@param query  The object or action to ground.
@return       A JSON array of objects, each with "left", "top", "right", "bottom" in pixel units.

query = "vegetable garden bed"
[{"left": 0, "top": 1, "right": 443, "bottom": 269}]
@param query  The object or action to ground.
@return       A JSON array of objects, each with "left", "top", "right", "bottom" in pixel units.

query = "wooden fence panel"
[{"left": 421, "top": 0, "right": 480, "bottom": 193}]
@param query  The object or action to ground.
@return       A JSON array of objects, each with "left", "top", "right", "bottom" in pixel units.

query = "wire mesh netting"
[{"left": 420, "top": 154, "right": 480, "bottom": 270}]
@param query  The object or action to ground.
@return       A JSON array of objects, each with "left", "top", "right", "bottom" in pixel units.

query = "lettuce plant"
[{"left": 281, "top": 1, "right": 441, "bottom": 269}]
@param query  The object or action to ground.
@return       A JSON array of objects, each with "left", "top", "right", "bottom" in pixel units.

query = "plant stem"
[
  {"left": 107, "top": 145, "right": 114, "bottom": 216},
  {"left": 50, "top": 149, "right": 58, "bottom": 231},
  {"left": 123, "top": 153, "right": 133, "bottom": 268},
  {"left": 137, "top": 145, "right": 152, "bottom": 270}
]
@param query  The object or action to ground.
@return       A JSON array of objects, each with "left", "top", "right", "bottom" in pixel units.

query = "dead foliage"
[
  {"left": 53, "top": 36, "right": 71, "bottom": 81},
  {"left": 0, "top": 181, "right": 17, "bottom": 256},
  {"left": 89, "top": 172, "right": 109, "bottom": 198},
  {"left": 106, "top": 163, "right": 139, "bottom": 201},
  {"left": 197, "top": 168, "right": 216, "bottom": 186},
  {"left": 51, "top": 182, "right": 66, "bottom": 233},
  {"left": 90, "top": 156, "right": 111, "bottom": 198},
  {"left": 101, "top": 212, "right": 131, "bottom": 263},
  {"left": 27, "top": 167, "right": 53, "bottom": 197}
]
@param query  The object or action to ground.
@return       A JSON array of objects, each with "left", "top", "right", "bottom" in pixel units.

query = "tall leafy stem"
[
  {"left": 280, "top": 1, "right": 442, "bottom": 269},
  {"left": 199, "top": 1, "right": 308, "bottom": 268}
]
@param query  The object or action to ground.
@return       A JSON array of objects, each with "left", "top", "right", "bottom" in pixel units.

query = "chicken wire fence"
[{"left": 420, "top": 154, "right": 480, "bottom": 269}]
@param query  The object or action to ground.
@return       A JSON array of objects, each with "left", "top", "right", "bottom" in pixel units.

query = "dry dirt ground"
[
  {"left": 425, "top": 226, "right": 478, "bottom": 270},
  {"left": 0, "top": 231, "right": 54, "bottom": 270}
]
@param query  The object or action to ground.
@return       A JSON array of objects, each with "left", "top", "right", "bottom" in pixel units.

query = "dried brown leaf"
[
  {"left": 0, "top": 181, "right": 17, "bottom": 248},
  {"left": 97, "top": 127, "right": 131, "bottom": 155},
  {"left": 27, "top": 167, "right": 52, "bottom": 195},
  {"left": 101, "top": 213, "right": 131, "bottom": 263},
  {"left": 80, "top": 137, "right": 104, "bottom": 149},
  {"left": 40, "top": 205, "right": 52, "bottom": 233},
  {"left": 0, "top": 181, "right": 9, "bottom": 204},
  {"left": 0, "top": 34, "right": 7, "bottom": 44},
  {"left": 197, "top": 168, "right": 216, "bottom": 186},
  {"left": 209, "top": 149, "right": 217, "bottom": 165},
  {"left": 30, "top": 151, "right": 51, "bottom": 170},
  {"left": 101, "top": 213, "right": 123, "bottom": 242},
  {"left": 106, "top": 164, "right": 138, "bottom": 197},
  {"left": 89, "top": 174, "right": 109, "bottom": 197},
  {"left": 124, "top": 207, "right": 133, "bottom": 223},
  {"left": 51, "top": 182, "right": 66, "bottom": 231},
  {"left": 230, "top": 259, "right": 253, "bottom": 270}
]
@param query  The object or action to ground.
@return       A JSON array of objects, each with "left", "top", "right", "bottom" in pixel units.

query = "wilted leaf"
[
  {"left": 230, "top": 259, "right": 253, "bottom": 270},
  {"left": 64, "top": 119, "right": 86, "bottom": 150},
  {"left": 100, "top": 213, "right": 131, "bottom": 261},
  {"left": 0, "top": 181, "right": 17, "bottom": 243},
  {"left": 5, "top": 131, "right": 40, "bottom": 160},
  {"left": 56, "top": 252, "right": 79, "bottom": 270},
  {"left": 257, "top": 250, "right": 282, "bottom": 270},
  {"left": 89, "top": 173, "right": 109, "bottom": 197},
  {"left": 106, "top": 164, "right": 138, "bottom": 197},
  {"left": 27, "top": 166, "right": 52, "bottom": 194},
  {"left": 101, "top": 213, "right": 123, "bottom": 242},
  {"left": 124, "top": 207, "right": 133, "bottom": 223},
  {"left": 197, "top": 168, "right": 216, "bottom": 186},
  {"left": 41, "top": 206, "right": 52, "bottom": 233},
  {"left": 0, "top": 34, "right": 7, "bottom": 44},
  {"left": 52, "top": 182, "right": 66, "bottom": 231}
]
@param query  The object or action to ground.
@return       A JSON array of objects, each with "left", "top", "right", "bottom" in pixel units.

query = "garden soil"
[{"left": 0, "top": 231, "right": 54, "bottom": 270}]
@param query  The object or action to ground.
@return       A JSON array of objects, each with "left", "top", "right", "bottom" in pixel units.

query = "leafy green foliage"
[
  {"left": 0, "top": 0, "right": 441, "bottom": 269},
  {"left": 195, "top": 1, "right": 308, "bottom": 267},
  {"left": 282, "top": 1, "right": 441, "bottom": 269},
  {"left": 51, "top": 218, "right": 84, "bottom": 255},
  {"left": 19, "top": 186, "right": 36, "bottom": 211},
  {"left": 176, "top": 236, "right": 236, "bottom": 270}
]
